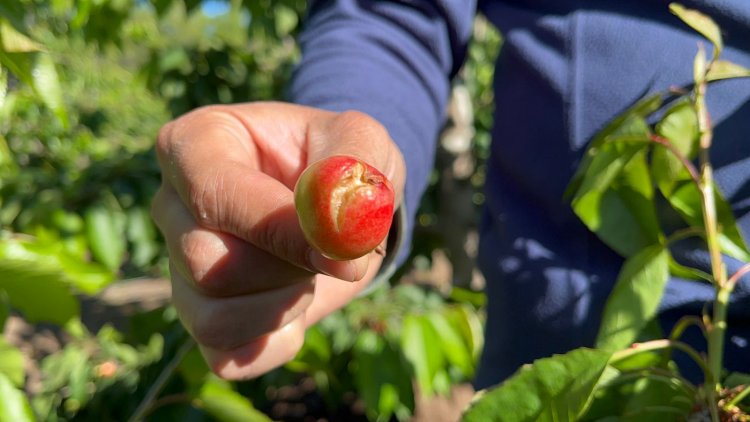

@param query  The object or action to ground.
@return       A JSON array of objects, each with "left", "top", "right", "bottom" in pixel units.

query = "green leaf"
[
  {"left": 199, "top": 376, "right": 272, "bottom": 422},
  {"left": 462, "top": 348, "right": 612, "bottom": 422},
  {"left": 668, "top": 181, "right": 750, "bottom": 262},
  {"left": 0, "top": 4, "right": 26, "bottom": 33},
  {"left": 596, "top": 245, "right": 670, "bottom": 351},
  {"left": 31, "top": 53, "right": 68, "bottom": 129},
  {"left": 84, "top": 204, "right": 126, "bottom": 272},
  {"left": 0, "top": 339, "right": 24, "bottom": 387},
  {"left": 0, "top": 19, "right": 42, "bottom": 53},
  {"left": 651, "top": 99, "right": 699, "bottom": 196},
  {"left": 354, "top": 329, "right": 414, "bottom": 422},
  {"left": 0, "top": 256, "right": 79, "bottom": 325},
  {"left": 707, "top": 60, "right": 750, "bottom": 81},
  {"left": 669, "top": 3, "right": 723, "bottom": 58},
  {"left": 0, "top": 373, "right": 34, "bottom": 422},
  {"left": 574, "top": 151, "right": 662, "bottom": 257},
  {"left": 0, "top": 235, "right": 113, "bottom": 296},
  {"left": 569, "top": 114, "right": 652, "bottom": 202},
  {"left": 444, "top": 304, "right": 485, "bottom": 362},
  {"left": 566, "top": 94, "right": 662, "bottom": 199},
  {"left": 126, "top": 207, "right": 159, "bottom": 267},
  {"left": 427, "top": 310, "right": 474, "bottom": 377},
  {"left": 587, "top": 374, "right": 693, "bottom": 422},
  {"left": 401, "top": 314, "right": 445, "bottom": 397},
  {"left": 0, "top": 291, "right": 8, "bottom": 331}
]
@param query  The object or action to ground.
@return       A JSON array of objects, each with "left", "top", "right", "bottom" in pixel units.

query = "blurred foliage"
[{"left": 0, "top": 1, "right": 497, "bottom": 420}]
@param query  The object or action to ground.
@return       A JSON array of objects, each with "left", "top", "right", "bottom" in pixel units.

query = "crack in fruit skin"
[{"left": 294, "top": 155, "right": 395, "bottom": 261}]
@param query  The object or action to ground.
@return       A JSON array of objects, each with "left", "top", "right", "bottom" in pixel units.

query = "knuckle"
[
  {"left": 187, "top": 168, "right": 225, "bottom": 229},
  {"left": 335, "top": 110, "right": 388, "bottom": 139}
]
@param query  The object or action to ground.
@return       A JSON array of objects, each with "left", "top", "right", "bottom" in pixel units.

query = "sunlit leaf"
[
  {"left": 566, "top": 94, "right": 662, "bottom": 199},
  {"left": 427, "top": 310, "right": 474, "bottom": 377},
  {"left": 354, "top": 329, "right": 414, "bottom": 422},
  {"left": 707, "top": 60, "right": 750, "bottom": 81},
  {"left": 84, "top": 204, "right": 126, "bottom": 272},
  {"left": 199, "top": 376, "right": 272, "bottom": 422},
  {"left": 32, "top": 53, "right": 68, "bottom": 128},
  {"left": 596, "top": 245, "right": 670, "bottom": 351},
  {"left": 651, "top": 99, "right": 698, "bottom": 196},
  {"left": 0, "top": 19, "right": 42, "bottom": 53},
  {"left": 574, "top": 151, "right": 662, "bottom": 257},
  {"left": 0, "top": 339, "right": 23, "bottom": 387},
  {"left": 401, "top": 314, "right": 445, "bottom": 397},
  {"left": 668, "top": 181, "right": 750, "bottom": 262},
  {"left": 670, "top": 3, "right": 723, "bottom": 58},
  {"left": 0, "top": 254, "right": 79, "bottom": 324},
  {"left": 0, "top": 373, "right": 34, "bottom": 422},
  {"left": 462, "top": 348, "right": 611, "bottom": 422},
  {"left": 126, "top": 207, "right": 159, "bottom": 267}
]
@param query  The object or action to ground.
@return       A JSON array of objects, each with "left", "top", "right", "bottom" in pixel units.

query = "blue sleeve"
[{"left": 288, "top": 0, "right": 477, "bottom": 267}]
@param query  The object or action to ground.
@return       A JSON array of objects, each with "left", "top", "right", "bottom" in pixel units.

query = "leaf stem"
[
  {"left": 128, "top": 337, "right": 196, "bottom": 422},
  {"left": 649, "top": 133, "right": 701, "bottom": 186},
  {"left": 727, "top": 262, "right": 750, "bottom": 289},
  {"left": 610, "top": 339, "right": 711, "bottom": 382},
  {"left": 727, "top": 383, "right": 750, "bottom": 408}
]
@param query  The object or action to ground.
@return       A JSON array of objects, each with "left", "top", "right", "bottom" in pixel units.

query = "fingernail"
[{"left": 307, "top": 249, "right": 358, "bottom": 282}]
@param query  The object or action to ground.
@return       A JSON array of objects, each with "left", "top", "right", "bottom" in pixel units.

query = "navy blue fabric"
[{"left": 289, "top": 0, "right": 750, "bottom": 388}]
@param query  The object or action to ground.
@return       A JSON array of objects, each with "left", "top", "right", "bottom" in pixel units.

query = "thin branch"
[{"left": 727, "top": 262, "right": 750, "bottom": 289}]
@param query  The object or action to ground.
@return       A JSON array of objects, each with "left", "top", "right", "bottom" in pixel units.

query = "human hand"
[{"left": 151, "top": 102, "right": 405, "bottom": 379}]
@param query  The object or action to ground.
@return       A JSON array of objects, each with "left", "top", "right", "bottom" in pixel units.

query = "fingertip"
[{"left": 307, "top": 249, "right": 369, "bottom": 282}]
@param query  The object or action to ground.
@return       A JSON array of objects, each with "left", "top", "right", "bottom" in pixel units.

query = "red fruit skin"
[{"left": 294, "top": 155, "right": 395, "bottom": 261}]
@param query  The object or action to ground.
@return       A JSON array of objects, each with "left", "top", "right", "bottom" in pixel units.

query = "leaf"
[
  {"left": 444, "top": 304, "right": 484, "bottom": 362},
  {"left": 462, "top": 348, "right": 612, "bottom": 422},
  {"left": 199, "top": 376, "right": 272, "bottom": 422},
  {"left": 0, "top": 235, "right": 113, "bottom": 296},
  {"left": 566, "top": 94, "right": 662, "bottom": 199},
  {"left": 0, "top": 4, "right": 26, "bottom": 33},
  {"left": 596, "top": 245, "right": 670, "bottom": 351},
  {"left": 427, "top": 310, "right": 474, "bottom": 377},
  {"left": 668, "top": 181, "right": 750, "bottom": 262},
  {"left": 651, "top": 99, "right": 699, "bottom": 196},
  {"left": 354, "top": 329, "right": 414, "bottom": 422},
  {"left": 574, "top": 151, "right": 662, "bottom": 257},
  {"left": 401, "top": 314, "right": 445, "bottom": 397},
  {"left": 669, "top": 3, "right": 723, "bottom": 58},
  {"left": 586, "top": 370, "right": 694, "bottom": 421},
  {"left": 31, "top": 53, "right": 68, "bottom": 128},
  {"left": 0, "top": 19, "right": 42, "bottom": 53},
  {"left": 0, "top": 291, "right": 8, "bottom": 331},
  {"left": 0, "top": 373, "right": 34, "bottom": 422},
  {"left": 126, "top": 207, "right": 159, "bottom": 267},
  {"left": 84, "top": 203, "right": 126, "bottom": 272},
  {"left": 0, "top": 339, "right": 24, "bottom": 387},
  {"left": 707, "top": 60, "right": 750, "bottom": 81},
  {"left": 0, "top": 256, "right": 79, "bottom": 324}
]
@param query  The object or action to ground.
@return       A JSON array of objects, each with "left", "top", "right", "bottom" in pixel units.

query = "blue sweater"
[{"left": 290, "top": 0, "right": 750, "bottom": 388}]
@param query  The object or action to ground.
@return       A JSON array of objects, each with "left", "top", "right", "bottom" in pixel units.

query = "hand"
[{"left": 151, "top": 102, "right": 405, "bottom": 379}]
